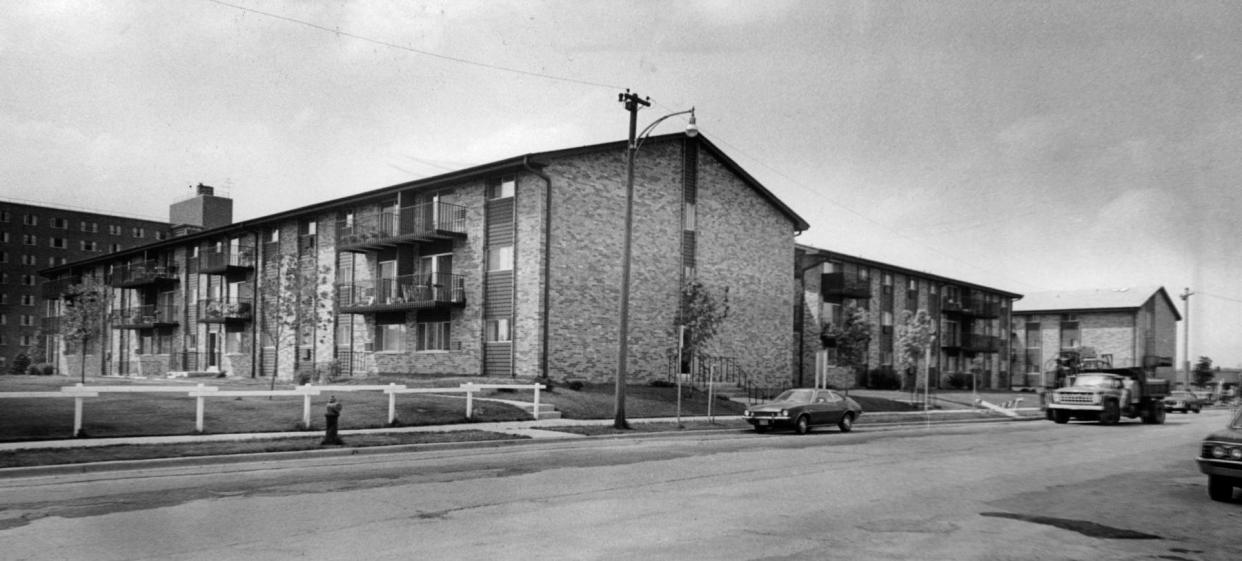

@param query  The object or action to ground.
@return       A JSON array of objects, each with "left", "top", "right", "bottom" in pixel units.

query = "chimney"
[{"left": 170, "top": 183, "right": 233, "bottom": 235}]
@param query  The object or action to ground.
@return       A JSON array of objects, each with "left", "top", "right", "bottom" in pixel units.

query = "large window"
[
  {"left": 1025, "top": 322, "right": 1042, "bottom": 373},
  {"left": 489, "top": 176, "right": 516, "bottom": 199},
  {"left": 1059, "top": 315, "right": 1080, "bottom": 349},
  {"left": 416, "top": 322, "right": 451, "bottom": 351},
  {"left": 376, "top": 323, "right": 405, "bottom": 352}
]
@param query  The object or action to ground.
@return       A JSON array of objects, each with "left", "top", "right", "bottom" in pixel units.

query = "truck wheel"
[
  {"left": 1208, "top": 475, "right": 1235, "bottom": 502},
  {"left": 1100, "top": 401, "right": 1120, "bottom": 425},
  {"left": 1052, "top": 410, "right": 1070, "bottom": 424},
  {"left": 795, "top": 415, "right": 811, "bottom": 435},
  {"left": 1148, "top": 405, "right": 1166, "bottom": 424}
]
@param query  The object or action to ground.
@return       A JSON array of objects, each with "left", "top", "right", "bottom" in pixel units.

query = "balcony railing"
[
  {"left": 337, "top": 272, "right": 465, "bottom": 313},
  {"left": 111, "top": 305, "right": 180, "bottom": 329},
  {"left": 197, "top": 298, "right": 253, "bottom": 323},
  {"left": 940, "top": 296, "right": 1000, "bottom": 318},
  {"left": 198, "top": 245, "right": 256, "bottom": 274},
  {"left": 942, "top": 334, "right": 1001, "bottom": 353},
  {"left": 336, "top": 202, "right": 468, "bottom": 252},
  {"left": 111, "top": 261, "right": 179, "bottom": 287},
  {"left": 40, "top": 276, "right": 81, "bottom": 299},
  {"left": 822, "top": 272, "right": 872, "bottom": 300}
]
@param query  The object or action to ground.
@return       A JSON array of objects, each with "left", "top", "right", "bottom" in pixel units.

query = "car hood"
[
  {"left": 748, "top": 400, "right": 802, "bottom": 413},
  {"left": 1204, "top": 428, "right": 1242, "bottom": 443}
]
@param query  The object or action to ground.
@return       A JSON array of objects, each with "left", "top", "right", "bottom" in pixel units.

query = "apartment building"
[
  {"left": 41, "top": 134, "right": 808, "bottom": 385},
  {"left": 795, "top": 245, "right": 1023, "bottom": 390},
  {"left": 0, "top": 199, "right": 169, "bottom": 372},
  {"left": 1011, "top": 287, "right": 1180, "bottom": 387}
]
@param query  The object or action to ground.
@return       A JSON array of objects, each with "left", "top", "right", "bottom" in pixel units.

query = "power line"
[{"left": 203, "top": 0, "right": 626, "bottom": 90}]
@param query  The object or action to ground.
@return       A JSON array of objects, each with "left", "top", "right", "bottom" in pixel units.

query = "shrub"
[
  {"left": 868, "top": 368, "right": 901, "bottom": 390},
  {"left": 561, "top": 378, "right": 584, "bottom": 391},
  {"left": 942, "top": 372, "right": 972, "bottom": 390},
  {"left": 649, "top": 379, "right": 675, "bottom": 388},
  {"left": 27, "top": 363, "right": 55, "bottom": 376},
  {"left": 10, "top": 353, "right": 31, "bottom": 375}
]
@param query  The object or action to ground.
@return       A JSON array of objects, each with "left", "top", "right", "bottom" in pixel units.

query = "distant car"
[
  {"left": 1164, "top": 391, "right": 1204, "bottom": 414},
  {"left": 1197, "top": 407, "right": 1242, "bottom": 502},
  {"left": 743, "top": 388, "right": 862, "bottom": 434}
]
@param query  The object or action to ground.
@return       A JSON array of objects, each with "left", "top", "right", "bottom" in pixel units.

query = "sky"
[{"left": 3, "top": 1, "right": 1242, "bottom": 367}]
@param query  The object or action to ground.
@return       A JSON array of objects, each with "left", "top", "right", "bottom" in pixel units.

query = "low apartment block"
[
  {"left": 41, "top": 134, "right": 808, "bottom": 386},
  {"left": 796, "top": 245, "right": 1023, "bottom": 390},
  {"left": 1011, "top": 286, "right": 1180, "bottom": 387}
]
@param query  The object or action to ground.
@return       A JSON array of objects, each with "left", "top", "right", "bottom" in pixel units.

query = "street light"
[{"left": 615, "top": 90, "right": 697, "bottom": 429}]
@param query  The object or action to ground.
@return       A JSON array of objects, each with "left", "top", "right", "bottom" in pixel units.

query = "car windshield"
[
  {"left": 1071, "top": 374, "right": 1120, "bottom": 388},
  {"left": 772, "top": 389, "right": 815, "bottom": 404}
]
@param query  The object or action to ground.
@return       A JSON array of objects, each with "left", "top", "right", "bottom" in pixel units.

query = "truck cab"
[{"left": 1047, "top": 368, "right": 1168, "bottom": 425}]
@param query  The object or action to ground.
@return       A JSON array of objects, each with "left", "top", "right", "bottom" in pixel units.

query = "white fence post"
[
  {"left": 195, "top": 383, "right": 206, "bottom": 433},
  {"left": 465, "top": 383, "right": 474, "bottom": 419},
  {"left": 73, "top": 396, "right": 85, "bottom": 437},
  {"left": 302, "top": 385, "right": 313, "bottom": 429},
  {"left": 387, "top": 383, "right": 397, "bottom": 425},
  {"left": 533, "top": 384, "right": 541, "bottom": 420}
]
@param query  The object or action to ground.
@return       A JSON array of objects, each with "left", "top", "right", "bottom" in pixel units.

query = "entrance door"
[
  {"left": 420, "top": 254, "right": 452, "bottom": 302},
  {"left": 206, "top": 332, "right": 219, "bottom": 370}
]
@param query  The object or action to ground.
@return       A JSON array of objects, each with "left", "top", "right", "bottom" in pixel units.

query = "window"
[
  {"left": 21, "top": 254, "right": 36, "bottom": 265},
  {"left": 489, "top": 176, "right": 516, "bottom": 199},
  {"left": 486, "top": 318, "right": 511, "bottom": 343},
  {"left": 22, "top": 274, "right": 36, "bottom": 286},
  {"left": 155, "top": 231, "right": 166, "bottom": 240},
  {"left": 0, "top": 253, "right": 5, "bottom": 264},
  {"left": 132, "top": 227, "right": 145, "bottom": 238},
  {"left": 1059, "top": 316, "right": 1080, "bottom": 349},
  {"left": 81, "top": 240, "right": 97, "bottom": 252},
  {"left": 20, "top": 335, "right": 33, "bottom": 347},
  {"left": 110, "top": 243, "right": 121, "bottom": 253},
  {"left": 416, "top": 322, "right": 451, "bottom": 351},
  {"left": 267, "top": 228, "right": 280, "bottom": 244},
  {"left": 488, "top": 245, "right": 513, "bottom": 271},
  {"left": 20, "top": 294, "right": 34, "bottom": 306},
  {"left": 23, "top": 234, "right": 36, "bottom": 246},
  {"left": 23, "top": 214, "right": 37, "bottom": 226},
  {"left": 0, "top": 294, "right": 6, "bottom": 304},
  {"left": 20, "top": 314, "right": 34, "bottom": 327},
  {"left": 1, "top": 232, "right": 7, "bottom": 243},
  {"left": 0, "top": 313, "right": 5, "bottom": 324},
  {"left": 1025, "top": 322, "right": 1042, "bottom": 373},
  {"left": 51, "top": 217, "right": 68, "bottom": 229},
  {"left": 907, "top": 278, "right": 917, "bottom": 291},
  {"left": 225, "top": 330, "right": 247, "bottom": 354},
  {"left": 0, "top": 211, "right": 8, "bottom": 222},
  {"left": 109, "top": 225, "right": 122, "bottom": 236},
  {"left": 0, "top": 273, "right": 5, "bottom": 284},
  {"left": 376, "top": 323, "right": 405, "bottom": 352},
  {"left": 81, "top": 221, "right": 98, "bottom": 233},
  {"left": 50, "top": 237, "right": 67, "bottom": 249}
]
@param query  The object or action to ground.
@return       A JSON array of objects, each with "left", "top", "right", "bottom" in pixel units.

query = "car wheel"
[
  {"left": 795, "top": 415, "right": 811, "bottom": 435},
  {"left": 1193, "top": 407, "right": 1201, "bottom": 414},
  {"left": 1208, "top": 475, "right": 1235, "bottom": 502},
  {"left": 1099, "top": 400, "right": 1120, "bottom": 425},
  {"left": 838, "top": 413, "right": 854, "bottom": 433},
  {"left": 1052, "top": 409, "right": 1070, "bottom": 424},
  {"left": 1151, "top": 405, "right": 1166, "bottom": 425}
]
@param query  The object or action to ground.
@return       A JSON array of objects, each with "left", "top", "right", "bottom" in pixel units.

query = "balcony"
[
  {"left": 40, "top": 276, "right": 81, "bottom": 299},
  {"left": 198, "top": 245, "right": 256, "bottom": 274},
  {"left": 41, "top": 316, "right": 61, "bottom": 332},
  {"left": 822, "top": 273, "right": 872, "bottom": 300},
  {"left": 942, "top": 334, "right": 1001, "bottom": 353},
  {"left": 336, "top": 202, "right": 468, "bottom": 253},
  {"left": 940, "top": 296, "right": 1000, "bottom": 319},
  {"left": 112, "top": 261, "right": 179, "bottom": 287},
  {"left": 111, "top": 305, "right": 180, "bottom": 329},
  {"left": 337, "top": 273, "right": 465, "bottom": 313},
  {"left": 198, "top": 298, "right": 253, "bottom": 323}
]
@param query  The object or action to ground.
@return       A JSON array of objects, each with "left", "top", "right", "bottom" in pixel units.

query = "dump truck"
[{"left": 1046, "top": 367, "right": 1170, "bottom": 425}]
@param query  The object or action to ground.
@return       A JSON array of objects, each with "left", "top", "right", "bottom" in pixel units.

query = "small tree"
[
  {"left": 1193, "top": 356, "right": 1215, "bottom": 387},
  {"left": 262, "top": 255, "right": 333, "bottom": 390},
  {"left": 823, "top": 303, "right": 872, "bottom": 386},
  {"left": 59, "top": 277, "right": 110, "bottom": 384},
  {"left": 896, "top": 310, "right": 936, "bottom": 404},
  {"left": 679, "top": 280, "right": 731, "bottom": 369},
  {"left": 10, "top": 352, "right": 31, "bottom": 375}
]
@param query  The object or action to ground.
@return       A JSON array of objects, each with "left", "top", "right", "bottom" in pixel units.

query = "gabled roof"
[
  {"left": 43, "top": 132, "right": 808, "bottom": 276},
  {"left": 1013, "top": 286, "right": 1182, "bottom": 321},
  {"left": 795, "top": 243, "right": 1023, "bottom": 299}
]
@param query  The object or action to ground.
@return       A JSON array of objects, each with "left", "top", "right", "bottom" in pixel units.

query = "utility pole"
[
  {"left": 1180, "top": 287, "right": 1193, "bottom": 390},
  {"left": 613, "top": 90, "right": 649, "bottom": 430}
]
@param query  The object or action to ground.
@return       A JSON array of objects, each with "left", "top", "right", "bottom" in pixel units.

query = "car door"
[{"left": 817, "top": 390, "right": 846, "bottom": 425}]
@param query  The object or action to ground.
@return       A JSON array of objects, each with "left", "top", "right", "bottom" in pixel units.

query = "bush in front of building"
[
  {"left": 26, "top": 363, "right": 55, "bottom": 376},
  {"left": 867, "top": 368, "right": 902, "bottom": 390},
  {"left": 9, "top": 353, "right": 31, "bottom": 375},
  {"left": 942, "top": 372, "right": 972, "bottom": 390}
]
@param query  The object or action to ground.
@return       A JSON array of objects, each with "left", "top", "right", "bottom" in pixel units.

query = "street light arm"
[{"left": 634, "top": 108, "right": 697, "bottom": 150}]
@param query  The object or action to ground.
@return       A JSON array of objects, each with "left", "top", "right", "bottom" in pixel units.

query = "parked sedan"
[
  {"left": 743, "top": 388, "right": 862, "bottom": 434},
  {"left": 1165, "top": 391, "right": 1204, "bottom": 414},
  {"left": 1197, "top": 407, "right": 1242, "bottom": 502}
]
